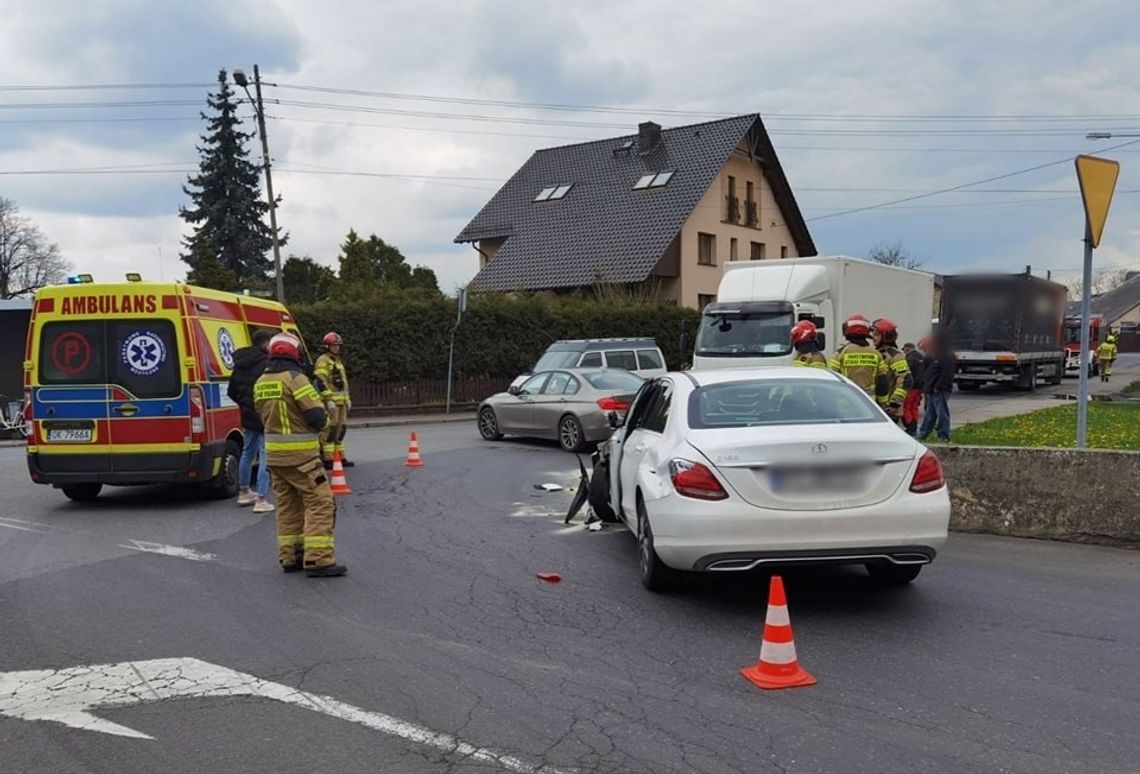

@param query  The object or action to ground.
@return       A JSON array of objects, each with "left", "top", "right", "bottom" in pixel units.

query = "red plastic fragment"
[{"left": 536, "top": 572, "right": 562, "bottom": 584}]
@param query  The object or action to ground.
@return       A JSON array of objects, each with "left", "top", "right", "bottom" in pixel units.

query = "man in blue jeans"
[
  {"left": 918, "top": 333, "right": 956, "bottom": 443},
  {"left": 228, "top": 329, "right": 275, "bottom": 513}
]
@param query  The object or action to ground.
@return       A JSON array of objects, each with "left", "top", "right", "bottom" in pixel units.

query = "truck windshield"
[{"left": 695, "top": 311, "right": 794, "bottom": 357}]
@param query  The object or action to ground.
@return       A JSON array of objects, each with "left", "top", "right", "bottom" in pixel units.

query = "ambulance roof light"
[
  {"left": 67, "top": 274, "right": 93, "bottom": 284},
  {"left": 125, "top": 273, "right": 142, "bottom": 282}
]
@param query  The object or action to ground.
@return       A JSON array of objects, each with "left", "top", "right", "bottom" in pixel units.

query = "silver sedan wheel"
[
  {"left": 478, "top": 408, "right": 502, "bottom": 440},
  {"left": 558, "top": 415, "right": 584, "bottom": 452}
]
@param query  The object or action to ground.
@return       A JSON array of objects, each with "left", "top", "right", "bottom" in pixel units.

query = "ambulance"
[{"left": 25, "top": 275, "right": 305, "bottom": 501}]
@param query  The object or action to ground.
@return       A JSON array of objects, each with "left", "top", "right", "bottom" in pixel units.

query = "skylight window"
[
  {"left": 534, "top": 184, "right": 573, "bottom": 202},
  {"left": 633, "top": 170, "right": 675, "bottom": 190}
]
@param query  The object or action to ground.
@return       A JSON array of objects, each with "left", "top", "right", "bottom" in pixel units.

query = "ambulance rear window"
[
  {"left": 38, "top": 319, "right": 180, "bottom": 398},
  {"left": 109, "top": 320, "right": 180, "bottom": 399},
  {"left": 39, "top": 322, "right": 104, "bottom": 385}
]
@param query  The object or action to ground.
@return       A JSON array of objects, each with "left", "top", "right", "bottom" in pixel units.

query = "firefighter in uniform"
[
  {"left": 254, "top": 333, "right": 347, "bottom": 578},
  {"left": 1097, "top": 334, "right": 1118, "bottom": 382},
  {"left": 829, "top": 314, "right": 891, "bottom": 400},
  {"left": 791, "top": 320, "right": 828, "bottom": 368},
  {"left": 314, "top": 332, "right": 352, "bottom": 469},
  {"left": 871, "top": 318, "right": 913, "bottom": 423}
]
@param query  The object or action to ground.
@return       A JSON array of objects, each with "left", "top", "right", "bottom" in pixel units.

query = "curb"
[{"left": 348, "top": 413, "right": 476, "bottom": 430}]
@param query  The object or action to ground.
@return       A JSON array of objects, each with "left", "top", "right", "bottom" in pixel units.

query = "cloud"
[{"left": 3, "top": 0, "right": 1140, "bottom": 298}]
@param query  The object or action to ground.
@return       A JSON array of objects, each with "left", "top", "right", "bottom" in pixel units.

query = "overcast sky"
[{"left": 3, "top": 0, "right": 1140, "bottom": 294}]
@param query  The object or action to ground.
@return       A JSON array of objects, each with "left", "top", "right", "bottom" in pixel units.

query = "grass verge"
[{"left": 951, "top": 402, "right": 1140, "bottom": 450}]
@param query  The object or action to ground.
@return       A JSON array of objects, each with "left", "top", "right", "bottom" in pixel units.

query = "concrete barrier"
[{"left": 938, "top": 445, "right": 1140, "bottom": 548}]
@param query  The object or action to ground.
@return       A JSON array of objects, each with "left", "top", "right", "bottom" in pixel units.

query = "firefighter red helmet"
[
  {"left": 322, "top": 332, "right": 343, "bottom": 348},
  {"left": 268, "top": 332, "right": 301, "bottom": 362},
  {"left": 790, "top": 319, "right": 818, "bottom": 345},
  {"left": 842, "top": 315, "right": 871, "bottom": 337},
  {"left": 872, "top": 318, "right": 899, "bottom": 343}
]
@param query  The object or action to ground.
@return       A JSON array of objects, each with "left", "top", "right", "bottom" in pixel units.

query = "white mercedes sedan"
[{"left": 587, "top": 367, "right": 951, "bottom": 591}]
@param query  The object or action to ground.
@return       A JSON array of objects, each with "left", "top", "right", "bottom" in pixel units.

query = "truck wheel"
[
  {"left": 62, "top": 483, "right": 103, "bottom": 502},
  {"left": 1017, "top": 365, "right": 1036, "bottom": 391},
  {"left": 1048, "top": 360, "right": 1064, "bottom": 385}
]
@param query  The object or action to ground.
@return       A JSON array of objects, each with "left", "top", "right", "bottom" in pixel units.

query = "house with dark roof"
[
  {"left": 1064, "top": 270, "right": 1140, "bottom": 351},
  {"left": 454, "top": 114, "right": 816, "bottom": 309}
]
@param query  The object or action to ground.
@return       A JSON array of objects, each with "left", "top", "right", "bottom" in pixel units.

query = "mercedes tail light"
[
  {"left": 669, "top": 459, "right": 728, "bottom": 501},
  {"left": 909, "top": 451, "right": 945, "bottom": 493},
  {"left": 189, "top": 385, "right": 206, "bottom": 438},
  {"left": 597, "top": 396, "right": 630, "bottom": 412}
]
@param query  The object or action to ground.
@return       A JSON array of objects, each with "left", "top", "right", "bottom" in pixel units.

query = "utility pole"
[
  {"left": 234, "top": 66, "right": 284, "bottom": 302},
  {"left": 445, "top": 287, "right": 468, "bottom": 415}
]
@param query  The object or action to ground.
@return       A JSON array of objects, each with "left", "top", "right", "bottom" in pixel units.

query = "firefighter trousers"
[
  {"left": 320, "top": 402, "right": 349, "bottom": 461},
  {"left": 1101, "top": 359, "right": 1114, "bottom": 381},
  {"left": 269, "top": 457, "right": 337, "bottom": 569}
]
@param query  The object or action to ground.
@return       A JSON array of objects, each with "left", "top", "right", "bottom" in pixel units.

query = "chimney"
[{"left": 637, "top": 121, "right": 662, "bottom": 154}]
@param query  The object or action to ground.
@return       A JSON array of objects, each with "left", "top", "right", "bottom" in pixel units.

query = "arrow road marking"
[{"left": 0, "top": 657, "right": 566, "bottom": 773}]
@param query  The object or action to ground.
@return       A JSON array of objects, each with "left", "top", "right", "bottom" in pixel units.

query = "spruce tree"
[{"left": 180, "top": 70, "right": 283, "bottom": 283}]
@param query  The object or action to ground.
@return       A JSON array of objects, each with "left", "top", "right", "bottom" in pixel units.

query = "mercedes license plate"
[
  {"left": 770, "top": 466, "right": 863, "bottom": 494},
  {"left": 46, "top": 428, "right": 93, "bottom": 442}
]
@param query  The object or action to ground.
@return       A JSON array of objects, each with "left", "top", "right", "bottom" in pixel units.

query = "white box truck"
[{"left": 692, "top": 256, "right": 935, "bottom": 370}]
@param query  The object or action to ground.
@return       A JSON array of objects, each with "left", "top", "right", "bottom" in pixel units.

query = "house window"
[
  {"left": 698, "top": 233, "right": 716, "bottom": 266},
  {"left": 698, "top": 294, "right": 716, "bottom": 311},
  {"left": 750, "top": 242, "right": 765, "bottom": 261},
  {"left": 725, "top": 175, "right": 740, "bottom": 224},
  {"left": 633, "top": 170, "right": 675, "bottom": 189},
  {"left": 730, "top": 238, "right": 738, "bottom": 261},
  {"left": 534, "top": 184, "right": 573, "bottom": 202},
  {"left": 780, "top": 245, "right": 789, "bottom": 259},
  {"left": 745, "top": 181, "right": 758, "bottom": 227}
]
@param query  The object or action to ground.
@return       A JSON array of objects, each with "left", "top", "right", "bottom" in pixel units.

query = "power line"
[
  {"left": 0, "top": 99, "right": 204, "bottom": 110},
  {"left": 803, "top": 136, "right": 1140, "bottom": 224},
  {"left": 271, "top": 83, "right": 1140, "bottom": 123},
  {"left": 0, "top": 82, "right": 214, "bottom": 92}
]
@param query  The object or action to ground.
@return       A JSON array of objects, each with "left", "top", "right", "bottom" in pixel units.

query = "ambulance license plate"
[{"left": 46, "top": 428, "right": 93, "bottom": 442}]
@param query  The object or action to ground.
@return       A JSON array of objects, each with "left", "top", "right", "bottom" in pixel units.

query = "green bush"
[{"left": 291, "top": 294, "right": 700, "bottom": 383}]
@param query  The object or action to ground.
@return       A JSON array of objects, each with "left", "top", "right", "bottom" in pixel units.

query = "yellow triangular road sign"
[{"left": 1075, "top": 154, "right": 1120, "bottom": 248}]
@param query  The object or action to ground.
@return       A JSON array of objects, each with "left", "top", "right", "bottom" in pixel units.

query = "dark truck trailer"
[{"left": 940, "top": 272, "right": 1066, "bottom": 391}]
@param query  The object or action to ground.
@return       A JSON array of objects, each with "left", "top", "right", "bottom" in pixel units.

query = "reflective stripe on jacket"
[
  {"left": 878, "top": 346, "right": 913, "bottom": 405},
  {"left": 254, "top": 367, "right": 328, "bottom": 466},
  {"left": 793, "top": 352, "right": 829, "bottom": 369},
  {"left": 314, "top": 353, "right": 349, "bottom": 402},
  {"left": 829, "top": 343, "right": 890, "bottom": 398}
]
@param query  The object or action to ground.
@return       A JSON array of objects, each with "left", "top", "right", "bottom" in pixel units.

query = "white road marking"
[
  {"left": 0, "top": 521, "right": 46, "bottom": 533},
  {"left": 0, "top": 658, "right": 566, "bottom": 773},
  {"left": 118, "top": 540, "right": 217, "bottom": 562},
  {"left": 0, "top": 517, "right": 80, "bottom": 532}
]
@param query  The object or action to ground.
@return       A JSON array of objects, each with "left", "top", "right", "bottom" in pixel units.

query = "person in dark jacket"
[
  {"left": 901, "top": 341, "right": 926, "bottom": 436},
  {"left": 918, "top": 334, "right": 956, "bottom": 443},
  {"left": 228, "top": 328, "right": 275, "bottom": 512}
]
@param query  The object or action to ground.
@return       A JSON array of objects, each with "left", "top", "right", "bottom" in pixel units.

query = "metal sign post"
[
  {"left": 445, "top": 288, "right": 468, "bottom": 416},
  {"left": 1073, "top": 154, "right": 1120, "bottom": 448}
]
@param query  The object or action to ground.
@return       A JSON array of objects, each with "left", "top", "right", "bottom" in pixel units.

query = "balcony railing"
[{"left": 725, "top": 195, "right": 741, "bottom": 224}]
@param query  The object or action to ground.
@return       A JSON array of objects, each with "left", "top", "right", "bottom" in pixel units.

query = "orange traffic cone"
[
  {"left": 404, "top": 432, "right": 424, "bottom": 468},
  {"left": 740, "top": 575, "right": 816, "bottom": 690},
  {"left": 329, "top": 451, "right": 352, "bottom": 495}
]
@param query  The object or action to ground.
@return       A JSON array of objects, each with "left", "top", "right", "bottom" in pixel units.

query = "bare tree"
[
  {"left": 1064, "top": 267, "right": 1131, "bottom": 299},
  {"left": 867, "top": 241, "right": 927, "bottom": 270},
  {"left": 0, "top": 197, "right": 71, "bottom": 298}
]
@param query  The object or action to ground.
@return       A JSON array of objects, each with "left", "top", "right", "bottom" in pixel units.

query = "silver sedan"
[{"left": 477, "top": 368, "right": 644, "bottom": 452}]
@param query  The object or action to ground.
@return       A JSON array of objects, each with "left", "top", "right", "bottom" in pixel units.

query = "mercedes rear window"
[{"left": 689, "top": 379, "right": 885, "bottom": 428}]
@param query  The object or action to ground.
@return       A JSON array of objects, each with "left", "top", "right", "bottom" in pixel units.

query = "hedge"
[{"left": 291, "top": 294, "right": 702, "bottom": 383}]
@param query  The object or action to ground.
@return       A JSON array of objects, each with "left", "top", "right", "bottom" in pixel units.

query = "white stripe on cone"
[
  {"left": 758, "top": 640, "right": 798, "bottom": 665},
  {"left": 765, "top": 604, "right": 790, "bottom": 627}
]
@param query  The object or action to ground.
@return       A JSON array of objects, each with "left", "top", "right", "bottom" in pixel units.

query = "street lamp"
[
  {"left": 1086, "top": 131, "right": 1140, "bottom": 140},
  {"left": 233, "top": 66, "right": 284, "bottom": 303}
]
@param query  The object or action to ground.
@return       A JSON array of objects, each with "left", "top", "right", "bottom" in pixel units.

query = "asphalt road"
[{"left": 1, "top": 424, "right": 1138, "bottom": 773}]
